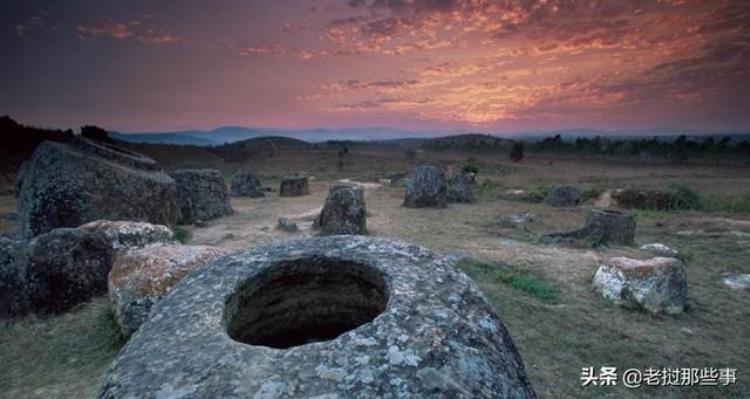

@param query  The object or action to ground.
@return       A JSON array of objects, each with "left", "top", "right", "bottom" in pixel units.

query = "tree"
[
  {"left": 510, "top": 141, "right": 525, "bottom": 162},
  {"left": 80, "top": 125, "right": 113, "bottom": 143}
]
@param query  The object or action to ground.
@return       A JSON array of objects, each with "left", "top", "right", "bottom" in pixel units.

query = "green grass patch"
[
  {"left": 461, "top": 261, "right": 560, "bottom": 303},
  {"left": 0, "top": 298, "right": 123, "bottom": 398},
  {"left": 703, "top": 195, "right": 750, "bottom": 214},
  {"left": 526, "top": 182, "right": 554, "bottom": 203},
  {"left": 475, "top": 179, "right": 504, "bottom": 196},
  {"left": 461, "top": 157, "right": 479, "bottom": 174},
  {"left": 675, "top": 246, "right": 694, "bottom": 265},
  {"left": 173, "top": 226, "right": 192, "bottom": 244},
  {"left": 581, "top": 185, "right": 606, "bottom": 201}
]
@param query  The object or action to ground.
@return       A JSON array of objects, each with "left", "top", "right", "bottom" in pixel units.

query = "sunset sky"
[{"left": 2, "top": 0, "right": 749, "bottom": 133}]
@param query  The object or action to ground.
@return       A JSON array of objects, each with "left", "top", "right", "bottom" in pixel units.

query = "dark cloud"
[
  {"left": 694, "top": 2, "right": 750, "bottom": 34},
  {"left": 348, "top": 0, "right": 368, "bottom": 8}
]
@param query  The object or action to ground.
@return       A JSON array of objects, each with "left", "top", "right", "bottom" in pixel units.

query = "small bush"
[
  {"left": 581, "top": 186, "right": 605, "bottom": 201},
  {"left": 613, "top": 181, "right": 702, "bottom": 211},
  {"left": 80, "top": 125, "right": 114, "bottom": 143},
  {"left": 676, "top": 247, "right": 694, "bottom": 265},
  {"left": 510, "top": 141, "right": 525, "bottom": 162},
  {"left": 475, "top": 179, "right": 504, "bottom": 197},
  {"left": 666, "top": 181, "right": 702, "bottom": 211},
  {"left": 526, "top": 183, "right": 554, "bottom": 203},
  {"left": 461, "top": 158, "right": 479, "bottom": 174},
  {"left": 173, "top": 227, "right": 192, "bottom": 244}
]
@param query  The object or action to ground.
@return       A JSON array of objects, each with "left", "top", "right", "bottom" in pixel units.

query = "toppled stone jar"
[
  {"left": 593, "top": 256, "right": 688, "bottom": 315},
  {"left": 109, "top": 244, "right": 230, "bottom": 337},
  {"left": 99, "top": 236, "right": 536, "bottom": 398},
  {"left": 18, "top": 138, "right": 179, "bottom": 239}
]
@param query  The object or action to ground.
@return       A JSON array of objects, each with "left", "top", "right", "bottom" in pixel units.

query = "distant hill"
[
  {"left": 433, "top": 133, "right": 508, "bottom": 143},
  {"left": 110, "top": 132, "right": 217, "bottom": 146},
  {"left": 220, "top": 136, "right": 310, "bottom": 150},
  {"left": 110, "top": 126, "right": 463, "bottom": 146},
  {"left": 112, "top": 125, "right": 750, "bottom": 147}
]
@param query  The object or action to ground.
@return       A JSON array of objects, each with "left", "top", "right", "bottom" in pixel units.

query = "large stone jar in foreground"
[{"left": 100, "top": 236, "right": 536, "bottom": 398}]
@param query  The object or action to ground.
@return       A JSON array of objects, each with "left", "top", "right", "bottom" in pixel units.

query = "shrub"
[
  {"left": 80, "top": 125, "right": 114, "bottom": 143},
  {"left": 526, "top": 183, "right": 554, "bottom": 203},
  {"left": 510, "top": 141, "right": 524, "bottom": 162},
  {"left": 582, "top": 186, "right": 605, "bottom": 201},
  {"left": 666, "top": 181, "right": 702, "bottom": 211},
  {"left": 173, "top": 226, "right": 192, "bottom": 244},
  {"left": 461, "top": 158, "right": 479, "bottom": 174},
  {"left": 613, "top": 181, "right": 702, "bottom": 211}
]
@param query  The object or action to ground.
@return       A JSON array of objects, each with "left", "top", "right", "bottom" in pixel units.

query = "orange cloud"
[{"left": 77, "top": 20, "right": 180, "bottom": 45}]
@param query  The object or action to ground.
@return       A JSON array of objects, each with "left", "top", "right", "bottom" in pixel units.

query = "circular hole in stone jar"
[{"left": 224, "top": 257, "right": 388, "bottom": 349}]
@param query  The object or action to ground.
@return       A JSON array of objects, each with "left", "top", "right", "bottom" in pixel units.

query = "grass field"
[{"left": 1, "top": 148, "right": 749, "bottom": 398}]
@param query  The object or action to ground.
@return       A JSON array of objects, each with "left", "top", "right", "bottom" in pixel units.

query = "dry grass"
[
  {"left": 0, "top": 298, "right": 124, "bottom": 399},
  {"left": 1, "top": 148, "right": 749, "bottom": 398}
]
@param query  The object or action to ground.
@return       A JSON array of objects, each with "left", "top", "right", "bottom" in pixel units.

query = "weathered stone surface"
[
  {"left": 72, "top": 137, "right": 160, "bottom": 171},
  {"left": 443, "top": 250, "right": 474, "bottom": 265},
  {"left": 314, "top": 184, "right": 367, "bottom": 235},
  {"left": 277, "top": 217, "right": 299, "bottom": 233},
  {"left": 14, "top": 161, "right": 29, "bottom": 198},
  {"left": 447, "top": 172, "right": 475, "bottom": 203},
  {"left": 404, "top": 165, "right": 447, "bottom": 208},
  {"left": 585, "top": 209, "right": 636, "bottom": 246},
  {"left": 722, "top": 274, "right": 750, "bottom": 291},
  {"left": 279, "top": 176, "right": 310, "bottom": 197},
  {"left": 544, "top": 186, "right": 582, "bottom": 207},
  {"left": 544, "top": 209, "right": 636, "bottom": 247},
  {"left": 231, "top": 170, "right": 265, "bottom": 198},
  {"left": 100, "top": 236, "right": 537, "bottom": 398},
  {"left": 26, "top": 228, "right": 114, "bottom": 314},
  {"left": 18, "top": 138, "right": 179, "bottom": 239},
  {"left": 593, "top": 256, "right": 688, "bottom": 315},
  {"left": 640, "top": 243, "right": 678, "bottom": 257},
  {"left": 0, "top": 236, "right": 29, "bottom": 318},
  {"left": 170, "top": 169, "right": 233, "bottom": 224},
  {"left": 109, "top": 244, "right": 229, "bottom": 337},
  {"left": 77, "top": 220, "right": 176, "bottom": 251}
]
